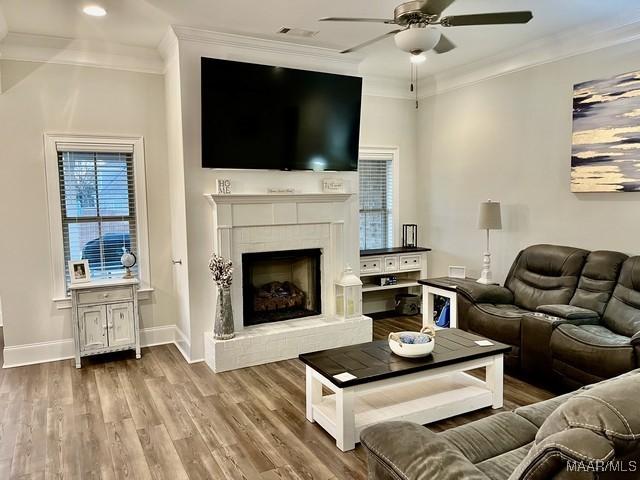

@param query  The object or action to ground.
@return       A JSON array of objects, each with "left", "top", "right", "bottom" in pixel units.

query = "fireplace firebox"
[{"left": 242, "top": 249, "right": 322, "bottom": 327}]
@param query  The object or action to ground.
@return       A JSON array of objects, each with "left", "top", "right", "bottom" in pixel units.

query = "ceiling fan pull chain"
[{"left": 415, "top": 65, "right": 419, "bottom": 109}]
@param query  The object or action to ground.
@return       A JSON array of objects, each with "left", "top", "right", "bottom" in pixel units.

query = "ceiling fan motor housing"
[
  {"left": 394, "top": 1, "right": 435, "bottom": 26},
  {"left": 394, "top": 26, "right": 441, "bottom": 55}
]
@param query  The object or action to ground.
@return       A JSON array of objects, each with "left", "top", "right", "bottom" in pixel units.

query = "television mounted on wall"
[{"left": 201, "top": 57, "right": 362, "bottom": 171}]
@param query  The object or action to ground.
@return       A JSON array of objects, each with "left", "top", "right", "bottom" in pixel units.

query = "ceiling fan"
[{"left": 320, "top": 0, "right": 533, "bottom": 57}]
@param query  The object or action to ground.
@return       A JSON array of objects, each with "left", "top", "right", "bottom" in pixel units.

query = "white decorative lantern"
[{"left": 335, "top": 265, "right": 363, "bottom": 320}]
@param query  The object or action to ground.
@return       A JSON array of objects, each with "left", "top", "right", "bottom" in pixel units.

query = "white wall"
[
  {"left": 167, "top": 37, "right": 421, "bottom": 360},
  {"left": 417, "top": 40, "right": 640, "bottom": 283},
  {"left": 0, "top": 60, "right": 176, "bottom": 355},
  {"left": 360, "top": 95, "right": 420, "bottom": 236},
  {"left": 163, "top": 37, "right": 192, "bottom": 358}
]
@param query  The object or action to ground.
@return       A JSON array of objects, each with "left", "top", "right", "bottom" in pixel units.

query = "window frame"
[
  {"left": 358, "top": 145, "right": 400, "bottom": 250},
  {"left": 44, "top": 134, "right": 151, "bottom": 307}
]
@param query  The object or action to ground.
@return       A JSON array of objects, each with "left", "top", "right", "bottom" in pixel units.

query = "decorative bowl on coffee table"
[{"left": 388, "top": 325, "right": 435, "bottom": 358}]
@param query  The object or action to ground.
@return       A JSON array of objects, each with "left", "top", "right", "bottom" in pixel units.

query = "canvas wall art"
[{"left": 572, "top": 70, "right": 640, "bottom": 192}]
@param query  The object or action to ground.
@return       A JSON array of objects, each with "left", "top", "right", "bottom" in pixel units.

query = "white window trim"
[
  {"left": 44, "top": 133, "right": 152, "bottom": 309},
  {"left": 359, "top": 145, "right": 400, "bottom": 248}
]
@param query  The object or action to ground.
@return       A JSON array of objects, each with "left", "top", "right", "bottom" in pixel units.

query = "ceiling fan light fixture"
[
  {"left": 82, "top": 5, "right": 107, "bottom": 17},
  {"left": 410, "top": 53, "right": 426, "bottom": 64},
  {"left": 394, "top": 26, "right": 440, "bottom": 54}
]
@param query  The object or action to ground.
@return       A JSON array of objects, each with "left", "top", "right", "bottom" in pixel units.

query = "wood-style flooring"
[{"left": 0, "top": 317, "right": 554, "bottom": 479}]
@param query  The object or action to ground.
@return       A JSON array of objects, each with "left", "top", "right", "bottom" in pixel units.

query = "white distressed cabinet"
[{"left": 70, "top": 278, "right": 141, "bottom": 368}]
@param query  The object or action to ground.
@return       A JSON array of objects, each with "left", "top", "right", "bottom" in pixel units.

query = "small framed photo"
[
  {"left": 448, "top": 266, "right": 466, "bottom": 279},
  {"left": 69, "top": 260, "right": 91, "bottom": 284}
]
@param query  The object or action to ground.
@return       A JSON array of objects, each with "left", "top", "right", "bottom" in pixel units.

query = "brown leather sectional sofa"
[{"left": 430, "top": 244, "right": 640, "bottom": 388}]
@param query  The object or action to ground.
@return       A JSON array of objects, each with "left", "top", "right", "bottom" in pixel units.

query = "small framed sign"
[
  {"left": 69, "top": 260, "right": 91, "bottom": 284},
  {"left": 448, "top": 266, "right": 466, "bottom": 279},
  {"left": 217, "top": 178, "right": 232, "bottom": 194},
  {"left": 322, "top": 178, "right": 345, "bottom": 193}
]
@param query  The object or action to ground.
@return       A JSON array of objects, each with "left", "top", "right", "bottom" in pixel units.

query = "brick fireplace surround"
[{"left": 204, "top": 193, "right": 372, "bottom": 372}]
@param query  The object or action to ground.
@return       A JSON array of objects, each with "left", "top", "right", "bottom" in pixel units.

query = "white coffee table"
[{"left": 299, "top": 329, "right": 509, "bottom": 451}]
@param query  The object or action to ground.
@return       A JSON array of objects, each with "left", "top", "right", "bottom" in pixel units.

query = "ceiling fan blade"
[
  {"left": 320, "top": 17, "right": 396, "bottom": 24},
  {"left": 441, "top": 11, "right": 533, "bottom": 27},
  {"left": 340, "top": 29, "right": 404, "bottom": 54},
  {"left": 433, "top": 34, "right": 456, "bottom": 54},
  {"left": 420, "top": 0, "right": 456, "bottom": 16}
]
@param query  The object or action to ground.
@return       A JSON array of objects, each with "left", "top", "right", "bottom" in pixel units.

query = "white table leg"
[
  {"left": 305, "top": 366, "right": 322, "bottom": 423},
  {"left": 335, "top": 387, "right": 356, "bottom": 451},
  {"left": 449, "top": 292, "right": 458, "bottom": 328},
  {"left": 423, "top": 286, "right": 435, "bottom": 329},
  {"left": 486, "top": 354, "right": 504, "bottom": 409}
]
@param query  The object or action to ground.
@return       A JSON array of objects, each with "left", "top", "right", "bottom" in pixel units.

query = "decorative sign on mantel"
[
  {"left": 322, "top": 178, "right": 345, "bottom": 193},
  {"left": 267, "top": 188, "right": 296, "bottom": 194},
  {"left": 217, "top": 178, "right": 232, "bottom": 194}
]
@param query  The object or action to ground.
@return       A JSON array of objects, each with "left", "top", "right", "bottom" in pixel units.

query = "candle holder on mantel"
[{"left": 402, "top": 224, "right": 418, "bottom": 248}]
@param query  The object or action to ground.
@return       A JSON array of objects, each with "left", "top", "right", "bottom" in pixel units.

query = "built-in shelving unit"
[{"left": 360, "top": 247, "right": 430, "bottom": 314}]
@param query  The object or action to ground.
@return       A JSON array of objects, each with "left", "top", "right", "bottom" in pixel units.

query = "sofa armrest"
[
  {"left": 632, "top": 330, "right": 640, "bottom": 346},
  {"left": 431, "top": 278, "right": 514, "bottom": 304},
  {"left": 536, "top": 304, "right": 599, "bottom": 320},
  {"left": 360, "top": 421, "right": 489, "bottom": 480}
]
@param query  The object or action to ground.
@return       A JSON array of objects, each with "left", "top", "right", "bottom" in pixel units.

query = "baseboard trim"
[
  {"left": 3, "top": 325, "right": 181, "bottom": 368},
  {"left": 139, "top": 325, "right": 176, "bottom": 347},
  {"left": 173, "top": 326, "right": 195, "bottom": 363},
  {"left": 2, "top": 339, "right": 75, "bottom": 368}
]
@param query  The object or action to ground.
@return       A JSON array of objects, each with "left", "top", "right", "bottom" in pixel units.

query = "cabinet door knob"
[{"left": 103, "top": 293, "right": 109, "bottom": 298}]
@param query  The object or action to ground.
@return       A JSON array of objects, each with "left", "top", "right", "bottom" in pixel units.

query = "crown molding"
[
  {"left": 0, "top": 32, "right": 164, "bottom": 74},
  {"left": 170, "top": 25, "right": 362, "bottom": 75},
  {"left": 417, "top": 11, "right": 640, "bottom": 98}
]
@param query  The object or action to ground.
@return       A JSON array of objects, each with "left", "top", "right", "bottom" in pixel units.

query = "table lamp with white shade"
[{"left": 477, "top": 200, "right": 502, "bottom": 285}]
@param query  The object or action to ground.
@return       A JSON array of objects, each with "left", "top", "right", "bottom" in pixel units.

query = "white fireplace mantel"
[
  {"left": 205, "top": 192, "right": 353, "bottom": 205},
  {"left": 203, "top": 190, "right": 371, "bottom": 373}
]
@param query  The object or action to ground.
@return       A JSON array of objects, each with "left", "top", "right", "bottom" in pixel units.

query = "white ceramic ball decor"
[{"left": 388, "top": 325, "right": 436, "bottom": 358}]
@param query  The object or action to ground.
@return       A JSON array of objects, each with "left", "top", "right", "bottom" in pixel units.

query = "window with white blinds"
[
  {"left": 57, "top": 145, "right": 138, "bottom": 288},
  {"left": 359, "top": 155, "right": 394, "bottom": 250}
]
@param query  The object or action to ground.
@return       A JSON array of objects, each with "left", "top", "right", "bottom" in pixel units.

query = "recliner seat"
[
  {"left": 550, "top": 256, "right": 640, "bottom": 388},
  {"left": 464, "top": 244, "right": 588, "bottom": 370}
]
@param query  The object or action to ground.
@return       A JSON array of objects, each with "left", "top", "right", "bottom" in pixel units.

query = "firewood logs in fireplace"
[{"left": 254, "top": 281, "right": 306, "bottom": 312}]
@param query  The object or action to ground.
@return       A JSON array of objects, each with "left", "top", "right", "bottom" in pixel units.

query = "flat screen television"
[{"left": 201, "top": 57, "right": 362, "bottom": 171}]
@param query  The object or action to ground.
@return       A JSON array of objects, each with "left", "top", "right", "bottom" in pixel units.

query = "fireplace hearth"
[{"left": 242, "top": 249, "right": 322, "bottom": 327}]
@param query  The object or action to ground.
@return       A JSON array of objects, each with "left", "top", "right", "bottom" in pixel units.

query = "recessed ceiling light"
[
  {"left": 83, "top": 5, "right": 107, "bottom": 17},
  {"left": 410, "top": 53, "right": 426, "bottom": 64}
]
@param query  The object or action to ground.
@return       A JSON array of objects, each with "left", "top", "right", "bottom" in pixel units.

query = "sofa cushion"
[
  {"left": 510, "top": 372, "right": 640, "bottom": 479},
  {"left": 477, "top": 443, "right": 532, "bottom": 480},
  {"left": 360, "top": 421, "right": 489, "bottom": 480},
  {"left": 509, "top": 429, "right": 615, "bottom": 480},
  {"left": 468, "top": 304, "right": 532, "bottom": 346},
  {"left": 602, "top": 256, "right": 640, "bottom": 337},
  {"left": 505, "top": 245, "right": 588, "bottom": 311},
  {"left": 514, "top": 392, "right": 574, "bottom": 428},
  {"left": 440, "top": 412, "right": 538, "bottom": 465},
  {"left": 551, "top": 324, "right": 636, "bottom": 379},
  {"left": 537, "top": 371, "right": 640, "bottom": 451},
  {"left": 570, "top": 250, "right": 627, "bottom": 316}
]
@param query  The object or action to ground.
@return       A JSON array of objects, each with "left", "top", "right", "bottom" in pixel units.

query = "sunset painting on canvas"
[{"left": 572, "top": 70, "right": 640, "bottom": 192}]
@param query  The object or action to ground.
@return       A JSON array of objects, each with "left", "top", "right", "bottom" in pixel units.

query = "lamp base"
[
  {"left": 476, "top": 276, "right": 495, "bottom": 285},
  {"left": 476, "top": 251, "right": 497, "bottom": 285}
]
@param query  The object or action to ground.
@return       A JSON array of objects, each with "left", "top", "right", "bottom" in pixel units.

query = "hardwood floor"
[{"left": 0, "top": 317, "right": 553, "bottom": 479}]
